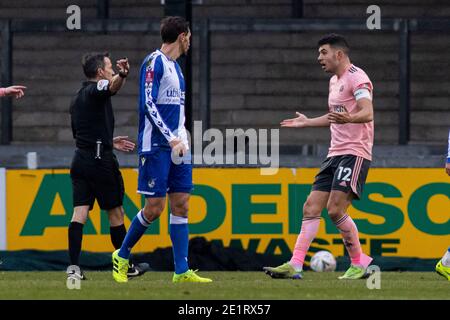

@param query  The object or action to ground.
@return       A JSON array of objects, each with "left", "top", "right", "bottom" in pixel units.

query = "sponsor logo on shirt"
[
  {"left": 332, "top": 104, "right": 346, "bottom": 113},
  {"left": 158, "top": 96, "right": 181, "bottom": 105},
  {"left": 166, "top": 88, "right": 181, "bottom": 98}
]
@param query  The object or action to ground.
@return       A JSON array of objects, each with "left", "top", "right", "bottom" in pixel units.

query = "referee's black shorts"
[{"left": 70, "top": 148, "right": 124, "bottom": 210}]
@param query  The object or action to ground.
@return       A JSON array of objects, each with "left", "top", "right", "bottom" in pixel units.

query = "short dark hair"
[
  {"left": 318, "top": 34, "right": 350, "bottom": 54},
  {"left": 82, "top": 52, "right": 110, "bottom": 78},
  {"left": 160, "top": 16, "right": 190, "bottom": 44}
]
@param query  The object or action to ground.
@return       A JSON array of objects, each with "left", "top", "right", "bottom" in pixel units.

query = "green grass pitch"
[{"left": 0, "top": 271, "right": 448, "bottom": 300}]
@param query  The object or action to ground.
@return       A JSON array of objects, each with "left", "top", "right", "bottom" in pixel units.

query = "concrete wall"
[{"left": 1, "top": 0, "right": 449, "bottom": 147}]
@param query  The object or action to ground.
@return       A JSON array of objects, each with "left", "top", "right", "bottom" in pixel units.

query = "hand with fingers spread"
[
  {"left": 280, "top": 112, "right": 309, "bottom": 128},
  {"left": 0, "top": 85, "right": 27, "bottom": 99},
  {"left": 113, "top": 136, "right": 135, "bottom": 152}
]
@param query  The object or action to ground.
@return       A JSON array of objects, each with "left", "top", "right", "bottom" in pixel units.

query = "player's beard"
[
  {"left": 181, "top": 45, "right": 189, "bottom": 57},
  {"left": 325, "top": 61, "right": 337, "bottom": 74}
]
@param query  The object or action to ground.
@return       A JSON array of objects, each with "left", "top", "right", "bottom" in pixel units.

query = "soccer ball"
[{"left": 310, "top": 251, "right": 337, "bottom": 272}]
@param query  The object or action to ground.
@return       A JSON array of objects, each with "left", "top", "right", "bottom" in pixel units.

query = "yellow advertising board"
[{"left": 5, "top": 168, "right": 450, "bottom": 259}]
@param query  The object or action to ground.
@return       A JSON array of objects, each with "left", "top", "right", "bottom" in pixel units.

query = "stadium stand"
[
  {"left": 0, "top": 0, "right": 448, "bottom": 168},
  {"left": 303, "top": 0, "right": 450, "bottom": 19}
]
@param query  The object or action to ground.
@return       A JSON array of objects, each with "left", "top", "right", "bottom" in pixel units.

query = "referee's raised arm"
[
  {"left": 109, "top": 57, "right": 130, "bottom": 94},
  {"left": 80, "top": 52, "right": 128, "bottom": 98}
]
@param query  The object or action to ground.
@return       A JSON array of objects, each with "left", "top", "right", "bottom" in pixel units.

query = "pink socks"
[
  {"left": 290, "top": 217, "right": 321, "bottom": 269},
  {"left": 289, "top": 213, "right": 373, "bottom": 270},
  {"left": 334, "top": 214, "right": 372, "bottom": 268}
]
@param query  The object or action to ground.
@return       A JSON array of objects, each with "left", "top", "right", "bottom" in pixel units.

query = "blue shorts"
[{"left": 137, "top": 148, "right": 193, "bottom": 198}]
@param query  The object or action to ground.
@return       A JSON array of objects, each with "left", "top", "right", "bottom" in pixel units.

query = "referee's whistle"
[{"left": 95, "top": 139, "right": 102, "bottom": 160}]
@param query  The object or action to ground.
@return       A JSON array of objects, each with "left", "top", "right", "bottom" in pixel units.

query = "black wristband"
[{"left": 119, "top": 71, "right": 128, "bottom": 78}]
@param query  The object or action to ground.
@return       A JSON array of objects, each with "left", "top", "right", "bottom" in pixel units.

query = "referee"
[{"left": 68, "top": 52, "right": 148, "bottom": 280}]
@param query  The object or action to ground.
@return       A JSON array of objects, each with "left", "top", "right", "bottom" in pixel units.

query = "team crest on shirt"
[{"left": 339, "top": 85, "right": 344, "bottom": 92}]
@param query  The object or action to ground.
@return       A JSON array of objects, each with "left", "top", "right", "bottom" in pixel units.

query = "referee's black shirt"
[{"left": 70, "top": 80, "right": 115, "bottom": 150}]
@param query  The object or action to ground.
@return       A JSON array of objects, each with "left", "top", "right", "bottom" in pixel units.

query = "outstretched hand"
[
  {"left": 4, "top": 85, "right": 26, "bottom": 99},
  {"left": 280, "top": 112, "right": 309, "bottom": 128},
  {"left": 113, "top": 136, "right": 135, "bottom": 152}
]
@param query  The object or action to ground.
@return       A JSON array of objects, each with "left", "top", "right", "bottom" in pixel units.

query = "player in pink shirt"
[
  {"left": 0, "top": 85, "right": 26, "bottom": 99},
  {"left": 264, "top": 34, "right": 374, "bottom": 280}
]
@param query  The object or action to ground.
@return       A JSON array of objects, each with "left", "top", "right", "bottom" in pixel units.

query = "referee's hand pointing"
[{"left": 113, "top": 136, "right": 135, "bottom": 152}]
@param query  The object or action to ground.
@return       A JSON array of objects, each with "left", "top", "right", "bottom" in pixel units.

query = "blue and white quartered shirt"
[{"left": 137, "top": 49, "right": 188, "bottom": 154}]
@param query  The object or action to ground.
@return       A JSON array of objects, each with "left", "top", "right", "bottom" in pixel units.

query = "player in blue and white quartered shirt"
[
  {"left": 435, "top": 129, "right": 450, "bottom": 281},
  {"left": 137, "top": 49, "right": 189, "bottom": 154},
  {"left": 112, "top": 16, "right": 212, "bottom": 284}
]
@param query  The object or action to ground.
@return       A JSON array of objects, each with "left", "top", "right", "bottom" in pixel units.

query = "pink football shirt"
[
  {"left": 327, "top": 64, "right": 374, "bottom": 161},
  {"left": 0, "top": 88, "right": 6, "bottom": 97}
]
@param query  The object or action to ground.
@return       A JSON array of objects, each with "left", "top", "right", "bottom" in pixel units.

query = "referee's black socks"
[
  {"left": 111, "top": 224, "right": 135, "bottom": 267},
  {"left": 68, "top": 221, "right": 84, "bottom": 266},
  {"left": 69, "top": 223, "right": 128, "bottom": 267},
  {"left": 110, "top": 224, "right": 127, "bottom": 250}
]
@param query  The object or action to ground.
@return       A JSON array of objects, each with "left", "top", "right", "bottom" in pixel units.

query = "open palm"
[
  {"left": 280, "top": 112, "right": 308, "bottom": 128},
  {"left": 4, "top": 85, "right": 26, "bottom": 99},
  {"left": 113, "top": 136, "right": 135, "bottom": 152}
]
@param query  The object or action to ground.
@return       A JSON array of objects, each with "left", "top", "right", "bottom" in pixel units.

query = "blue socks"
[
  {"left": 118, "top": 210, "right": 150, "bottom": 259},
  {"left": 117, "top": 210, "right": 189, "bottom": 274},
  {"left": 169, "top": 214, "right": 189, "bottom": 274}
]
